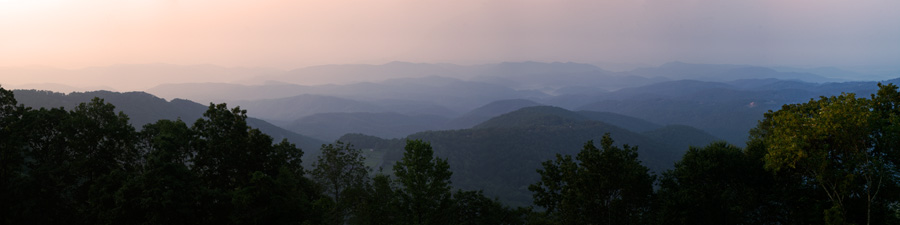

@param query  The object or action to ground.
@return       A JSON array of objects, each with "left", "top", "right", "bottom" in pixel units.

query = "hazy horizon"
[{"left": 2, "top": 0, "right": 899, "bottom": 70}]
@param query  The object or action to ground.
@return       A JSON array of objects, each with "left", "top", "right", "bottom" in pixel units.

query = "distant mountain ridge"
[
  {"left": 577, "top": 111, "right": 663, "bottom": 132},
  {"left": 628, "top": 62, "right": 843, "bottom": 83},
  {"left": 232, "top": 94, "right": 386, "bottom": 124},
  {"left": 473, "top": 106, "right": 589, "bottom": 129},
  {"left": 287, "top": 112, "right": 449, "bottom": 142},
  {"left": 571, "top": 78, "right": 895, "bottom": 145},
  {"left": 148, "top": 76, "right": 548, "bottom": 114},
  {"left": 10, "top": 62, "right": 895, "bottom": 152},
  {"left": 445, "top": 99, "right": 544, "bottom": 129},
  {"left": 1, "top": 63, "right": 281, "bottom": 91},
  {"left": 5, "top": 61, "right": 888, "bottom": 97}
]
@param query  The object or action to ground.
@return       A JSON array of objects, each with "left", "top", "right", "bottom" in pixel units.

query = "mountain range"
[{"left": 6, "top": 61, "right": 898, "bottom": 206}]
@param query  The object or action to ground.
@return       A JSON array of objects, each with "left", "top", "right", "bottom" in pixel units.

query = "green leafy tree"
[
  {"left": 230, "top": 168, "right": 319, "bottom": 225},
  {"left": 192, "top": 103, "right": 269, "bottom": 188},
  {"left": 97, "top": 119, "right": 202, "bottom": 225},
  {"left": 312, "top": 141, "right": 371, "bottom": 225},
  {"left": 394, "top": 139, "right": 454, "bottom": 225},
  {"left": 1, "top": 90, "right": 335, "bottom": 225},
  {"left": 752, "top": 84, "right": 900, "bottom": 225},
  {"left": 190, "top": 103, "right": 315, "bottom": 225},
  {"left": 450, "top": 190, "right": 524, "bottom": 225},
  {"left": 68, "top": 98, "right": 140, "bottom": 174},
  {"left": 64, "top": 98, "right": 141, "bottom": 224},
  {"left": 0, "top": 85, "right": 23, "bottom": 179},
  {"left": 529, "top": 134, "right": 654, "bottom": 225},
  {"left": 139, "top": 119, "right": 196, "bottom": 165},
  {"left": 0, "top": 85, "right": 29, "bottom": 224},
  {"left": 3, "top": 97, "right": 140, "bottom": 224},
  {"left": 190, "top": 103, "right": 264, "bottom": 224},
  {"left": 656, "top": 142, "right": 782, "bottom": 225},
  {"left": 15, "top": 106, "right": 78, "bottom": 223},
  {"left": 350, "top": 172, "right": 401, "bottom": 225}
]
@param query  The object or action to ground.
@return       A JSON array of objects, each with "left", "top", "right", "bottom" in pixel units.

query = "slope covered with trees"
[
  {"left": 5, "top": 82, "right": 900, "bottom": 224},
  {"left": 341, "top": 106, "right": 721, "bottom": 206},
  {"left": 0, "top": 85, "right": 521, "bottom": 225},
  {"left": 11, "top": 89, "right": 326, "bottom": 160}
]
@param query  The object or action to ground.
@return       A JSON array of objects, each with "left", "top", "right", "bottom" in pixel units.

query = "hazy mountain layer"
[
  {"left": 148, "top": 76, "right": 547, "bottom": 113},
  {"left": 1, "top": 64, "right": 280, "bottom": 91},
  {"left": 574, "top": 78, "right": 896, "bottom": 145},
  {"left": 577, "top": 111, "right": 663, "bottom": 132},
  {"left": 628, "top": 62, "right": 842, "bottom": 83},
  {"left": 287, "top": 112, "right": 450, "bottom": 141},
  {"left": 445, "top": 99, "right": 544, "bottom": 130}
]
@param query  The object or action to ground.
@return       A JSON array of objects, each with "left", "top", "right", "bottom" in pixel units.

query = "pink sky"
[{"left": 1, "top": 0, "right": 898, "bottom": 70}]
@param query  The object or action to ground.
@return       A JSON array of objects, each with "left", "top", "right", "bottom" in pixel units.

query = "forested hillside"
[
  {"left": 11, "top": 89, "right": 326, "bottom": 162},
  {"left": 0, "top": 86, "right": 521, "bottom": 225},
  {"left": 340, "top": 106, "right": 721, "bottom": 206},
  {"left": 4, "top": 83, "right": 900, "bottom": 224}
]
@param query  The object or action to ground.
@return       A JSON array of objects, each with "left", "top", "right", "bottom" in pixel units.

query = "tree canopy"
[
  {"left": 4, "top": 82, "right": 900, "bottom": 225},
  {"left": 529, "top": 133, "right": 655, "bottom": 225},
  {"left": 751, "top": 83, "right": 900, "bottom": 225}
]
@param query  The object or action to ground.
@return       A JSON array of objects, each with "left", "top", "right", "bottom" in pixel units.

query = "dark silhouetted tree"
[
  {"left": 394, "top": 139, "right": 454, "bottom": 225},
  {"left": 312, "top": 141, "right": 371, "bottom": 225},
  {"left": 529, "top": 133, "right": 654, "bottom": 225}
]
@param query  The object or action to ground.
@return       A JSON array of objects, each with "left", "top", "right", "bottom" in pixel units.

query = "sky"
[{"left": 1, "top": 0, "right": 899, "bottom": 70}]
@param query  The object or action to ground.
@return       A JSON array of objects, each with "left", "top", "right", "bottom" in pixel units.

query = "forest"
[{"left": 2, "top": 82, "right": 900, "bottom": 225}]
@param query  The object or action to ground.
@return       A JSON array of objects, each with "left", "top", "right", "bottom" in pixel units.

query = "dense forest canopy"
[{"left": 3, "top": 83, "right": 900, "bottom": 224}]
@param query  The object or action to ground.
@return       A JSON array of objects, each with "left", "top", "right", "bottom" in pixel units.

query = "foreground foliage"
[
  {"left": 4, "top": 83, "right": 900, "bottom": 224},
  {"left": 529, "top": 134, "right": 654, "bottom": 225},
  {"left": 0, "top": 85, "right": 520, "bottom": 225},
  {"left": 750, "top": 83, "right": 900, "bottom": 225}
]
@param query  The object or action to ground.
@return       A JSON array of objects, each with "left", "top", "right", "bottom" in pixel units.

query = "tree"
[
  {"left": 98, "top": 119, "right": 202, "bottom": 225},
  {"left": 192, "top": 103, "right": 266, "bottom": 189},
  {"left": 14, "top": 106, "right": 79, "bottom": 223},
  {"left": 350, "top": 172, "right": 401, "bottom": 225},
  {"left": 752, "top": 84, "right": 900, "bottom": 225},
  {"left": 1, "top": 96, "right": 142, "bottom": 224},
  {"left": 656, "top": 142, "right": 782, "bottom": 225},
  {"left": 393, "top": 139, "right": 454, "bottom": 225},
  {"left": 311, "top": 141, "right": 371, "bottom": 225},
  {"left": 230, "top": 168, "right": 319, "bottom": 225},
  {"left": 0, "top": 85, "right": 28, "bottom": 224},
  {"left": 450, "top": 190, "right": 524, "bottom": 225},
  {"left": 0, "top": 85, "right": 20, "bottom": 180},
  {"left": 65, "top": 98, "right": 142, "bottom": 224},
  {"left": 529, "top": 133, "right": 654, "bottom": 225},
  {"left": 190, "top": 103, "right": 312, "bottom": 224}
]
